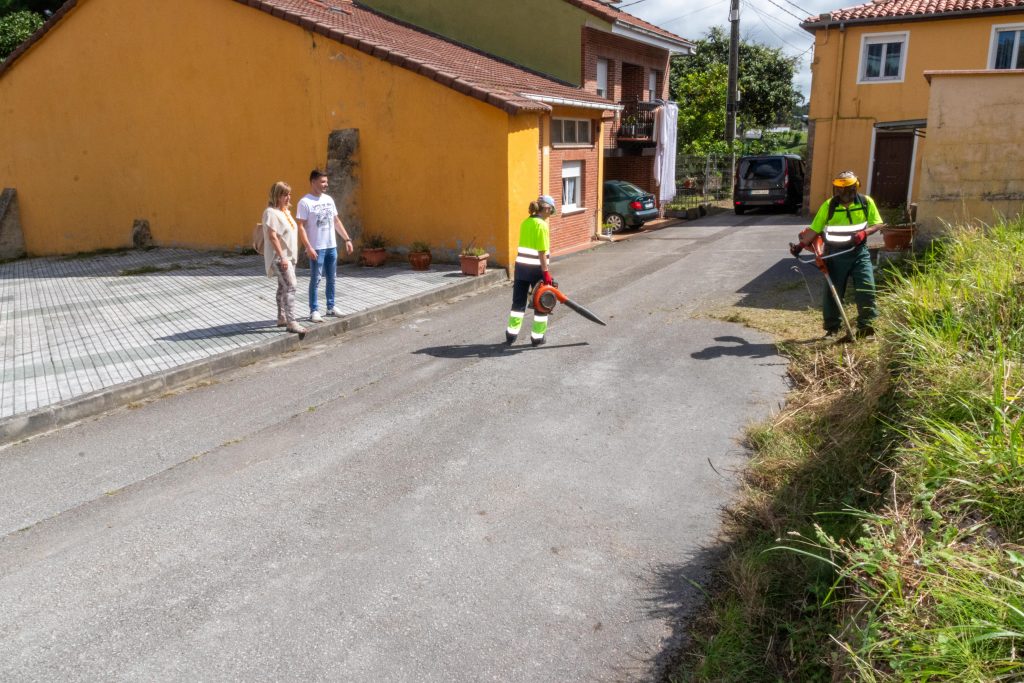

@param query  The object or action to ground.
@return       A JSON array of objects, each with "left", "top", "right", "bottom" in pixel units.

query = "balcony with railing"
[{"left": 614, "top": 99, "right": 658, "bottom": 143}]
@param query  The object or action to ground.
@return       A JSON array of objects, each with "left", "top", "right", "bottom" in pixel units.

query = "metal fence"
[{"left": 668, "top": 154, "right": 734, "bottom": 210}]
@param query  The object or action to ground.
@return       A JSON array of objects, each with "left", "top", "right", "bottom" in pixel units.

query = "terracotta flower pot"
[
  {"left": 360, "top": 247, "right": 387, "bottom": 267},
  {"left": 408, "top": 251, "right": 432, "bottom": 271},
  {"left": 881, "top": 224, "right": 915, "bottom": 250},
  {"left": 459, "top": 253, "right": 489, "bottom": 276}
]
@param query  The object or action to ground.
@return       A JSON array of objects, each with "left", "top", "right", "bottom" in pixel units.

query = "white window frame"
[
  {"left": 988, "top": 23, "right": 1024, "bottom": 69},
  {"left": 648, "top": 70, "right": 658, "bottom": 100},
  {"left": 561, "top": 161, "right": 583, "bottom": 213},
  {"left": 596, "top": 58, "right": 609, "bottom": 98},
  {"left": 857, "top": 32, "right": 909, "bottom": 84},
  {"left": 550, "top": 118, "right": 593, "bottom": 148}
]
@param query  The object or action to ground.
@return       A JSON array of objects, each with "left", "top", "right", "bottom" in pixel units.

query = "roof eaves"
[
  {"left": 610, "top": 20, "right": 694, "bottom": 53},
  {"left": 801, "top": 4, "right": 1024, "bottom": 32},
  {"left": 562, "top": 0, "right": 691, "bottom": 46},
  {"left": 520, "top": 93, "right": 621, "bottom": 111},
  {"left": 0, "top": 0, "right": 78, "bottom": 80}
]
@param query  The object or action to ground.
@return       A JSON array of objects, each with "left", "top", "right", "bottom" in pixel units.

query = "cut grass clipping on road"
[{"left": 674, "top": 218, "right": 1024, "bottom": 681}]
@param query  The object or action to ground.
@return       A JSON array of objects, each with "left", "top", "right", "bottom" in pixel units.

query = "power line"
[
  {"left": 746, "top": 3, "right": 809, "bottom": 53},
  {"left": 746, "top": 1, "right": 814, "bottom": 45},
  {"left": 656, "top": 0, "right": 729, "bottom": 27},
  {"left": 761, "top": 0, "right": 807, "bottom": 23},
  {"left": 776, "top": 0, "right": 814, "bottom": 17}
]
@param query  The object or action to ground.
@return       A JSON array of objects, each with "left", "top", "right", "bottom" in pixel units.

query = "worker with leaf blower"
[
  {"left": 506, "top": 195, "right": 557, "bottom": 347},
  {"left": 790, "top": 170, "right": 884, "bottom": 339}
]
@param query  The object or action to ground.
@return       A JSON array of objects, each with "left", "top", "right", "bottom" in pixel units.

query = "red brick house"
[{"left": 358, "top": 0, "right": 692, "bottom": 246}]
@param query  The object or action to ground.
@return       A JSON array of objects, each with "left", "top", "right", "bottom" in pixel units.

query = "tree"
[
  {"left": 673, "top": 63, "right": 730, "bottom": 156},
  {"left": 671, "top": 27, "right": 804, "bottom": 154},
  {"left": 0, "top": 9, "right": 43, "bottom": 60}
]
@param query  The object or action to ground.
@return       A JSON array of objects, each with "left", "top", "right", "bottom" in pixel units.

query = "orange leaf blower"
[{"left": 532, "top": 283, "right": 607, "bottom": 326}]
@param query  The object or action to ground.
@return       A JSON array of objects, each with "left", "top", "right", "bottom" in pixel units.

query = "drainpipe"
[{"left": 825, "top": 22, "right": 846, "bottom": 194}]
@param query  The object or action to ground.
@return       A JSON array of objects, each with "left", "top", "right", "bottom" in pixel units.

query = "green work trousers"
[{"left": 822, "top": 245, "right": 877, "bottom": 332}]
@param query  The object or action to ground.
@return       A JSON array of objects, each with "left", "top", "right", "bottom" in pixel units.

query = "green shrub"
[
  {"left": 0, "top": 10, "right": 43, "bottom": 60},
  {"left": 360, "top": 233, "right": 387, "bottom": 249}
]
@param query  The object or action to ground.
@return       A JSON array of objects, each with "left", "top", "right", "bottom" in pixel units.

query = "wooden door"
[{"left": 870, "top": 131, "right": 914, "bottom": 207}]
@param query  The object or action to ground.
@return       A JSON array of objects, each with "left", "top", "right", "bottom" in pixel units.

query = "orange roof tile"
[
  {"left": 237, "top": 0, "right": 620, "bottom": 114},
  {"left": 564, "top": 0, "right": 693, "bottom": 46},
  {"left": 803, "top": 0, "right": 1024, "bottom": 27}
]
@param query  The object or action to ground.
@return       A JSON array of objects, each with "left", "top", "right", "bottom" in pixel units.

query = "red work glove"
[
  {"left": 542, "top": 271, "right": 553, "bottom": 285},
  {"left": 789, "top": 242, "right": 803, "bottom": 258},
  {"left": 852, "top": 230, "right": 867, "bottom": 246}
]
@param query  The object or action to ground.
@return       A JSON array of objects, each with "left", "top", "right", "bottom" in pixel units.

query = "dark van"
[{"left": 733, "top": 154, "right": 805, "bottom": 214}]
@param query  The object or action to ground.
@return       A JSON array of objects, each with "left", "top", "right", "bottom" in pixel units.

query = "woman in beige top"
[{"left": 263, "top": 181, "right": 317, "bottom": 336}]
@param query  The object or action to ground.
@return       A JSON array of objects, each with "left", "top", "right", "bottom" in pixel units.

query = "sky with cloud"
[{"left": 622, "top": 0, "right": 851, "bottom": 99}]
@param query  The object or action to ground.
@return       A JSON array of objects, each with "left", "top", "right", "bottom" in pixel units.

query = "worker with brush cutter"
[
  {"left": 506, "top": 195, "right": 557, "bottom": 347},
  {"left": 789, "top": 170, "right": 884, "bottom": 339}
]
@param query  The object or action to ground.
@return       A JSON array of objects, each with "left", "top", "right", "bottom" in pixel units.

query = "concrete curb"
[{"left": 0, "top": 268, "right": 507, "bottom": 444}]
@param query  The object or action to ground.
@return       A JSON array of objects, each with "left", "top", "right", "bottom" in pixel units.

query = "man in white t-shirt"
[{"left": 296, "top": 169, "right": 355, "bottom": 323}]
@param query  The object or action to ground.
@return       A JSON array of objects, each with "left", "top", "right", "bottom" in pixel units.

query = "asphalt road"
[{"left": 0, "top": 211, "right": 803, "bottom": 682}]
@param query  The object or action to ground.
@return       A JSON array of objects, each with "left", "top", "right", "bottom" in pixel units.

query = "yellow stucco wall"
[
  {"left": 806, "top": 15, "right": 1018, "bottom": 209},
  {"left": 0, "top": 0, "right": 536, "bottom": 265},
  {"left": 506, "top": 113, "right": 543, "bottom": 268},
  {"left": 917, "top": 70, "right": 1024, "bottom": 236}
]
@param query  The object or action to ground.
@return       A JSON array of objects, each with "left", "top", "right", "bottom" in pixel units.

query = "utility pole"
[{"left": 725, "top": 0, "right": 740, "bottom": 145}]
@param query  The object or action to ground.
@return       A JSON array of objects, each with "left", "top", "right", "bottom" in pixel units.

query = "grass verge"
[{"left": 673, "top": 218, "right": 1024, "bottom": 681}]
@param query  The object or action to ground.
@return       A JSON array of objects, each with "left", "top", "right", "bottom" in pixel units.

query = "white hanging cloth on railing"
[{"left": 654, "top": 101, "right": 678, "bottom": 203}]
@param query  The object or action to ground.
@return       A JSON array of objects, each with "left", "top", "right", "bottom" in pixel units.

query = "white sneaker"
[
  {"left": 310, "top": 310, "right": 323, "bottom": 323},
  {"left": 327, "top": 306, "right": 343, "bottom": 317}
]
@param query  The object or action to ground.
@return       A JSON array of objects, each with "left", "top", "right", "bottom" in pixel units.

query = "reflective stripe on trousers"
[
  {"left": 507, "top": 310, "right": 525, "bottom": 335},
  {"left": 531, "top": 315, "right": 548, "bottom": 341}
]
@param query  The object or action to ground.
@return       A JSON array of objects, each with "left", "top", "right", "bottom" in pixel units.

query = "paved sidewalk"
[{"left": 0, "top": 249, "right": 505, "bottom": 441}]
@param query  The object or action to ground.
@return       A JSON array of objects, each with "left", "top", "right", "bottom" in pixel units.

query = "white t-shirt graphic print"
[{"left": 297, "top": 193, "right": 339, "bottom": 250}]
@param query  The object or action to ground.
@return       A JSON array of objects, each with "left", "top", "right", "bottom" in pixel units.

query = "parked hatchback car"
[
  {"left": 733, "top": 154, "right": 805, "bottom": 214},
  {"left": 602, "top": 180, "right": 659, "bottom": 231}
]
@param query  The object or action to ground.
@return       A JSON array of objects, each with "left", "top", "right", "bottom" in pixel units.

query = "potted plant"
[
  {"left": 879, "top": 204, "right": 915, "bottom": 250},
  {"left": 620, "top": 113, "right": 639, "bottom": 138},
  {"left": 408, "top": 240, "right": 432, "bottom": 270},
  {"left": 360, "top": 233, "right": 388, "bottom": 267},
  {"left": 459, "top": 245, "right": 489, "bottom": 276}
]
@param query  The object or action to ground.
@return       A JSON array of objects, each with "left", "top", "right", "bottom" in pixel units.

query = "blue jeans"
[{"left": 309, "top": 247, "right": 337, "bottom": 313}]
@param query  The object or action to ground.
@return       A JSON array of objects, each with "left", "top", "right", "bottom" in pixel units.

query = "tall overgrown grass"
[{"left": 675, "top": 217, "right": 1024, "bottom": 681}]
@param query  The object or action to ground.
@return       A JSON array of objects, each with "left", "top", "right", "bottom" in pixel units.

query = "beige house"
[
  {"left": 801, "top": 0, "right": 1024, "bottom": 227},
  {"left": 916, "top": 70, "right": 1024, "bottom": 234}
]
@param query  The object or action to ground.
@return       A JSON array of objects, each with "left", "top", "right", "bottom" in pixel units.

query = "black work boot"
[
  {"left": 531, "top": 336, "right": 547, "bottom": 347},
  {"left": 505, "top": 332, "right": 517, "bottom": 346}
]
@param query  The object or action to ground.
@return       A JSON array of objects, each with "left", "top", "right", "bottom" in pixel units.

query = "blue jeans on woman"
[{"left": 309, "top": 246, "right": 337, "bottom": 314}]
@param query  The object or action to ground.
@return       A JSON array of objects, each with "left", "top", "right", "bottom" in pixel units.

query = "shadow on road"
[
  {"left": 635, "top": 543, "right": 730, "bottom": 681},
  {"left": 691, "top": 335, "right": 780, "bottom": 360},
  {"left": 732, "top": 258, "right": 824, "bottom": 312},
  {"left": 157, "top": 321, "right": 283, "bottom": 341},
  {"left": 413, "top": 341, "right": 589, "bottom": 358}
]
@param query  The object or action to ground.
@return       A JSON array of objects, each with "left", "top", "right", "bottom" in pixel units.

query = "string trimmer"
[{"left": 790, "top": 229, "right": 856, "bottom": 341}]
